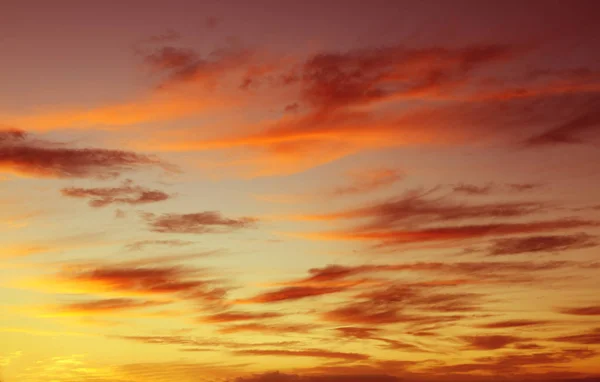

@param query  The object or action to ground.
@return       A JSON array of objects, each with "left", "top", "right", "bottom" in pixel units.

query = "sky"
[{"left": 1, "top": 1, "right": 600, "bottom": 381}]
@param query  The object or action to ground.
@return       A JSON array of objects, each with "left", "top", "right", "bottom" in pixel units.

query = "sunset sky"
[{"left": 1, "top": 1, "right": 600, "bottom": 381}]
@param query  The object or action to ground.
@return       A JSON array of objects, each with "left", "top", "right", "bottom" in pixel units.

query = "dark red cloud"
[
  {"left": 233, "top": 372, "right": 399, "bottom": 382},
  {"left": 462, "top": 334, "right": 526, "bottom": 350},
  {"left": 241, "top": 260, "right": 581, "bottom": 308},
  {"left": 143, "top": 44, "right": 253, "bottom": 89},
  {"left": 559, "top": 306, "right": 600, "bottom": 316},
  {"left": 300, "top": 187, "right": 548, "bottom": 229},
  {"left": 142, "top": 211, "right": 257, "bottom": 234},
  {"left": 476, "top": 319, "right": 551, "bottom": 329},
  {"left": 451, "top": 183, "right": 493, "bottom": 196},
  {"left": 61, "top": 179, "right": 170, "bottom": 207},
  {"left": 233, "top": 349, "right": 368, "bottom": 361},
  {"left": 200, "top": 311, "right": 283, "bottom": 323},
  {"left": 321, "top": 284, "right": 478, "bottom": 326},
  {"left": 488, "top": 233, "right": 597, "bottom": 256},
  {"left": 312, "top": 219, "right": 598, "bottom": 247},
  {"left": 524, "top": 103, "right": 600, "bottom": 147},
  {"left": 288, "top": 44, "right": 521, "bottom": 111},
  {"left": 334, "top": 327, "right": 380, "bottom": 339},
  {"left": 427, "top": 348, "right": 597, "bottom": 374},
  {"left": 451, "top": 183, "right": 543, "bottom": 196},
  {"left": 553, "top": 328, "right": 600, "bottom": 345},
  {"left": 0, "top": 129, "right": 171, "bottom": 179}
]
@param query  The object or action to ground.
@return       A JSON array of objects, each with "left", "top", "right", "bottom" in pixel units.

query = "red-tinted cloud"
[
  {"left": 329, "top": 168, "right": 402, "bottom": 197},
  {"left": 200, "top": 311, "right": 283, "bottom": 323},
  {"left": 462, "top": 334, "right": 526, "bottom": 350},
  {"left": 553, "top": 328, "right": 600, "bottom": 345},
  {"left": 61, "top": 179, "right": 170, "bottom": 207},
  {"left": 559, "top": 306, "right": 600, "bottom": 316},
  {"left": 55, "top": 298, "right": 168, "bottom": 315},
  {"left": 233, "top": 372, "right": 399, "bottom": 382},
  {"left": 142, "top": 211, "right": 257, "bottom": 234},
  {"left": 305, "top": 219, "right": 597, "bottom": 247},
  {"left": 524, "top": 104, "right": 600, "bottom": 147},
  {"left": 476, "top": 320, "right": 551, "bottom": 329},
  {"left": 296, "top": 187, "right": 548, "bottom": 229},
  {"left": 0, "top": 129, "right": 171, "bottom": 179},
  {"left": 124, "top": 239, "right": 195, "bottom": 251},
  {"left": 238, "top": 285, "right": 352, "bottom": 304},
  {"left": 143, "top": 44, "right": 254, "bottom": 89},
  {"left": 287, "top": 44, "right": 521, "bottom": 111},
  {"left": 488, "top": 233, "right": 597, "bottom": 256},
  {"left": 233, "top": 349, "right": 368, "bottom": 361},
  {"left": 48, "top": 262, "right": 230, "bottom": 307},
  {"left": 218, "top": 322, "right": 316, "bottom": 335}
]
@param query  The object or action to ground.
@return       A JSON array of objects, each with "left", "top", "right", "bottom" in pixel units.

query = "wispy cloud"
[{"left": 142, "top": 211, "right": 258, "bottom": 234}]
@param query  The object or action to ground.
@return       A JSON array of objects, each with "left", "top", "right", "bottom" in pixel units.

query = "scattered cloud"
[
  {"left": 50, "top": 298, "right": 169, "bottom": 316},
  {"left": 124, "top": 239, "right": 195, "bottom": 251},
  {"left": 476, "top": 319, "right": 552, "bottom": 329},
  {"left": 462, "top": 334, "right": 526, "bottom": 350},
  {"left": 61, "top": 179, "right": 171, "bottom": 207},
  {"left": 558, "top": 306, "right": 600, "bottom": 316},
  {"left": 301, "top": 219, "right": 597, "bottom": 247},
  {"left": 233, "top": 348, "right": 368, "bottom": 361},
  {"left": 552, "top": 328, "right": 600, "bottom": 345},
  {"left": 329, "top": 168, "right": 403, "bottom": 197},
  {"left": 199, "top": 311, "right": 283, "bottom": 323},
  {"left": 488, "top": 233, "right": 597, "bottom": 256},
  {"left": 142, "top": 211, "right": 257, "bottom": 234},
  {"left": 0, "top": 129, "right": 172, "bottom": 178}
]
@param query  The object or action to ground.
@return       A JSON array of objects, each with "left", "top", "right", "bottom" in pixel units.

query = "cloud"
[
  {"left": 558, "top": 306, "right": 600, "bottom": 316},
  {"left": 237, "top": 285, "right": 354, "bottom": 304},
  {"left": 61, "top": 179, "right": 171, "bottom": 207},
  {"left": 301, "top": 219, "right": 597, "bottom": 247},
  {"left": 233, "top": 349, "right": 368, "bottom": 361},
  {"left": 524, "top": 105, "right": 600, "bottom": 147},
  {"left": 488, "top": 233, "right": 597, "bottom": 255},
  {"left": 287, "top": 44, "right": 521, "bottom": 111},
  {"left": 321, "top": 285, "right": 475, "bottom": 326},
  {"left": 462, "top": 334, "right": 526, "bottom": 350},
  {"left": 293, "top": 187, "right": 548, "bottom": 229},
  {"left": 142, "top": 211, "right": 258, "bottom": 234},
  {"left": 476, "top": 320, "right": 551, "bottom": 329},
  {"left": 426, "top": 348, "right": 597, "bottom": 374},
  {"left": 113, "top": 334, "right": 300, "bottom": 351},
  {"left": 233, "top": 372, "right": 400, "bottom": 382},
  {"left": 0, "top": 129, "right": 172, "bottom": 178},
  {"left": 329, "top": 168, "right": 403, "bottom": 197},
  {"left": 50, "top": 298, "right": 169, "bottom": 316},
  {"left": 36, "top": 261, "right": 231, "bottom": 310},
  {"left": 143, "top": 43, "right": 254, "bottom": 89},
  {"left": 218, "top": 323, "right": 317, "bottom": 335},
  {"left": 449, "top": 183, "right": 542, "bottom": 196},
  {"left": 124, "top": 239, "right": 195, "bottom": 251},
  {"left": 451, "top": 183, "right": 494, "bottom": 196},
  {"left": 553, "top": 328, "right": 600, "bottom": 345},
  {"left": 199, "top": 311, "right": 283, "bottom": 323}
]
